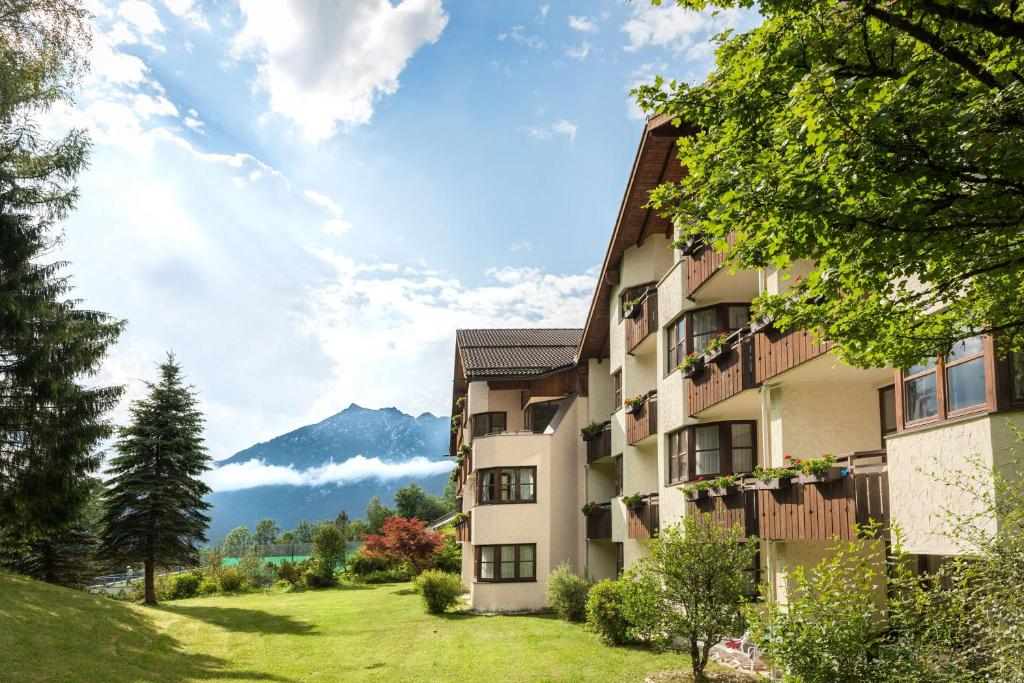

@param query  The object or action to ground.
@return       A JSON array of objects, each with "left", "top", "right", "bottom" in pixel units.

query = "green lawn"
[{"left": 0, "top": 570, "right": 690, "bottom": 682}]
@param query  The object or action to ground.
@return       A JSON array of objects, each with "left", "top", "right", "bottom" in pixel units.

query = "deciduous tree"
[
  {"left": 361, "top": 516, "right": 443, "bottom": 572},
  {"left": 253, "top": 519, "right": 278, "bottom": 548}
]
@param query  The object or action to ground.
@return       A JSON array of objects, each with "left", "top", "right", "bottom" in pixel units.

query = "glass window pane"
[
  {"left": 693, "top": 309, "right": 718, "bottom": 353},
  {"left": 947, "top": 356, "right": 986, "bottom": 412},
  {"left": 492, "top": 413, "right": 506, "bottom": 433},
  {"left": 1014, "top": 353, "right": 1024, "bottom": 400},
  {"left": 732, "top": 423, "right": 753, "bottom": 472},
  {"left": 947, "top": 336, "right": 984, "bottom": 363},
  {"left": 695, "top": 425, "right": 720, "bottom": 475},
  {"left": 519, "top": 469, "right": 535, "bottom": 500},
  {"left": 500, "top": 470, "right": 513, "bottom": 500},
  {"left": 500, "top": 545, "right": 516, "bottom": 578},
  {"left": 480, "top": 547, "right": 494, "bottom": 579},
  {"left": 727, "top": 306, "right": 749, "bottom": 331},
  {"left": 904, "top": 373, "right": 937, "bottom": 422},
  {"left": 907, "top": 358, "right": 936, "bottom": 376},
  {"left": 881, "top": 386, "right": 897, "bottom": 435},
  {"left": 481, "top": 472, "right": 494, "bottom": 502},
  {"left": 519, "top": 545, "right": 534, "bottom": 578}
]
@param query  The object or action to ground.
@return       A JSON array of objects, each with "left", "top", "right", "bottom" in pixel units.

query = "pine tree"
[
  {"left": 0, "top": 0, "right": 125, "bottom": 582},
  {"left": 100, "top": 354, "right": 211, "bottom": 604}
]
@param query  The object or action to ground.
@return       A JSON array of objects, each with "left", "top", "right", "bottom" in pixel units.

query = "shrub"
[
  {"left": 276, "top": 559, "right": 309, "bottom": 586},
  {"left": 416, "top": 570, "right": 466, "bottom": 614},
  {"left": 347, "top": 550, "right": 396, "bottom": 575},
  {"left": 302, "top": 567, "right": 336, "bottom": 589},
  {"left": 197, "top": 575, "right": 220, "bottom": 596},
  {"left": 310, "top": 524, "right": 346, "bottom": 585},
  {"left": 432, "top": 530, "right": 462, "bottom": 573},
  {"left": 546, "top": 562, "right": 590, "bottom": 622},
  {"left": 358, "top": 564, "right": 416, "bottom": 584},
  {"left": 217, "top": 566, "right": 244, "bottom": 592},
  {"left": 361, "top": 516, "right": 444, "bottom": 572},
  {"left": 164, "top": 572, "right": 202, "bottom": 600},
  {"left": 586, "top": 579, "right": 634, "bottom": 645},
  {"left": 237, "top": 553, "right": 276, "bottom": 589}
]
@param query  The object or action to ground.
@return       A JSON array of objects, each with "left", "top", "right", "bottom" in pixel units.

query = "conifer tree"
[
  {"left": 0, "top": 0, "right": 125, "bottom": 581},
  {"left": 100, "top": 354, "right": 211, "bottom": 604}
]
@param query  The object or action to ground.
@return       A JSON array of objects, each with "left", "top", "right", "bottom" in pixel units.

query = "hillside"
[{"left": 205, "top": 404, "right": 452, "bottom": 541}]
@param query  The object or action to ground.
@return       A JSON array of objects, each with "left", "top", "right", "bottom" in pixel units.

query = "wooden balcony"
[
  {"left": 684, "top": 451, "right": 889, "bottom": 542},
  {"left": 585, "top": 504, "right": 612, "bottom": 540},
  {"left": 626, "top": 392, "right": 657, "bottom": 445},
  {"left": 454, "top": 513, "right": 471, "bottom": 542},
  {"left": 684, "top": 232, "right": 737, "bottom": 299},
  {"left": 754, "top": 326, "right": 834, "bottom": 383},
  {"left": 625, "top": 289, "right": 658, "bottom": 355},
  {"left": 627, "top": 494, "right": 660, "bottom": 539},
  {"left": 687, "top": 334, "right": 757, "bottom": 416},
  {"left": 585, "top": 422, "right": 612, "bottom": 464}
]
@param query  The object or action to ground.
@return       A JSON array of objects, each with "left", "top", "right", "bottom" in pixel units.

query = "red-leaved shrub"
[{"left": 361, "top": 516, "right": 444, "bottom": 572}]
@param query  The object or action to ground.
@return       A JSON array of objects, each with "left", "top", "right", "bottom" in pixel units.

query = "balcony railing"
[
  {"left": 585, "top": 422, "right": 613, "bottom": 464},
  {"left": 454, "top": 513, "right": 471, "bottom": 542},
  {"left": 585, "top": 504, "right": 612, "bottom": 540},
  {"left": 684, "top": 232, "right": 736, "bottom": 299},
  {"left": 626, "top": 391, "right": 658, "bottom": 445},
  {"left": 627, "top": 494, "right": 660, "bottom": 539},
  {"left": 753, "top": 325, "right": 834, "bottom": 383},
  {"left": 625, "top": 289, "right": 658, "bottom": 355},
  {"left": 683, "top": 451, "right": 889, "bottom": 542},
  {"left": 687, "top": 332, "right": 757, "bottom": 416}
]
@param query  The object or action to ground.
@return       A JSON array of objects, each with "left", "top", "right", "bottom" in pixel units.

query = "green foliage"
[
  {"left": 628, "top": 516, "right": 757, "bottom": 680},
  {"left": 275, "top": 559, "right": 309, "bottom": 587},
  {"left": 636, "top": 0, "right": 1024, "bottom": 369},
  {"left": 433, "top": 529, "right": 462, "bottom": 574},
  {"left": 164, "top": 572, "right": 202, "bottom": 600},
  {"left": 0, "top": 0, "right": 124, "bottom": 585},
  {"left": 347, "top": 550, "right": 395, "bottom": 575},
  {"left": 580, "top": 420, "right": 606, "bottom": 440},
  {"left": 394, "top": 483, "right": 453, "bottom": 522},
  {"left": 585, "top": 579, "right": 635, "bottom": 645},
  {"left": 415, "top": 570, "right": 466, "bottom": 614},
  {"left": 546, "top": 563, "right": 591, "bottom": 622},
  {"left": 236, "top": 553, "right": 276, "bottom": 589},
  {"left": 252, "top": 520, "right": 279, "bottom": 547},
  {"left": 357, "top": 565, "right": 416, "bottom": 584},
  {"left": 99, "top": 354, "right": 211, "bottom": 604},
  {"left": 197, "top": 575, "right": 220, "bottom": 596},
  {"left": 222, "top": 526, "right": 252, "bottom": 556},
  {"left": 309, "top": 524, "right": 345, "bottom": 587},
  {"left": 752, "top": 465, "right": 799, "bottom": 481},
  {"left": 365, "top": 496, "right": 393, "bottom": 535},
  {"left": 621, "top": 492, "right": 645, "bottom": 507},
  {"left": 682, "top": 474, "right": 740, "bottom": 494},
  {"left": 217, "top": 567, "right": 244, "bottom": 593}
]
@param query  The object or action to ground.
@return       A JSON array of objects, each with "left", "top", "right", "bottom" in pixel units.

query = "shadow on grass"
[
  {"left": 389, "top": 587, "right": 417, "bottom": 596},
  {"left": 157, "top": 605, "right": 316, "bottom": 635},
  {"left": 0, "top": 573, "right": 293, "bottom": 682}
]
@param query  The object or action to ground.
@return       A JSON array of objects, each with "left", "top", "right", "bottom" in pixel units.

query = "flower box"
[
  {"left": 681, "top": 359, "right": 705, "bottom": 379},
  {"left": 755, "top": 477, "right": 793, "bottom": 491},
  {"left": 704, "top": 344, "right": 731, "bottom": 364},
  {"left": 709, "top": 485, "right": 740, "bottom": 498},
  {"left": 683, "top": 488, "right": 708, "bottom": 502},
  {"left": 679, "top": 235, "right": 704, "bottom": 256},
  {"left": 626, "top": 500, "right": 646, "bottom": 511},
  {"left": 796, "top": 467, "right": 846, "bottom": 485},
  {"left": 625, "top": 401, "right": 645, "bottom": 415},
  {"left": 749, "top": 317, "right": 773, "bottom": 334},
  {"left": 624, "top": 304, "right": 642, "bottom": 320}
]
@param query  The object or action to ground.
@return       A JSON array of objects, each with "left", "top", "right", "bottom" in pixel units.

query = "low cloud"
[
  {"left": 568, "top": 16, "right": 598, "bottom": 33},
  {"left": 621, "top": 3, "right": 754, "bottom": 55},
  {"left": 498, "top": 25, "right": 545, "bottom": 50},
  {"left": 204, "top": 455, "right": 455, "bottom": 492},
  {"left": 525, "top": 119, "right": 577, "bottom": 142}
]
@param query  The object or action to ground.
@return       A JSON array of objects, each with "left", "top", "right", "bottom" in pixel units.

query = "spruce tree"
[
  {"left": 100, "top": 354, "right": 211, "bottom": 604},
  {"left": 0, "top": 0, "right": 125, "bottom": 583}
]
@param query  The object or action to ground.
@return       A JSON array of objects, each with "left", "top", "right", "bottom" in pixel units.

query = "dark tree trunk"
[{"left": 144, "top": 554, "right": 156, "bottom": 604}]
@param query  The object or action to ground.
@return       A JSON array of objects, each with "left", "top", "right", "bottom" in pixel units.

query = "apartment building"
[{"left": 449, "top": 113, "right": 1024, "bottom": 612}]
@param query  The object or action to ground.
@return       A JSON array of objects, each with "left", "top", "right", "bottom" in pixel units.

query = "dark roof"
[{"left": 456, "top": 328, "right": 582, "bottom": 379}]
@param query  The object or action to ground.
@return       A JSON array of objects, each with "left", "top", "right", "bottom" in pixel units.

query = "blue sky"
[{"left": 53, "top": 0, "right": 760, "bottom": 469}]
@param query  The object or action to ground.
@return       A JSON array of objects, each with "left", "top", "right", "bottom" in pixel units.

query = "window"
[
  {"left": 478, "top": 467, "right": 536, "bottom": 504},
  {"left": 694, "top": 425, "right": 720, "bottom": 475},
  {"left": 615, "top": 543, "right": 624, "bottom": 578},
  {"left": 476, "top": 544, "right": 536, "bottom": 582},
  {"left": 731, "top": 423, "right": 754, "bottom": 473},
  {"left": 666, "top": 316, "right": 686, "bottom": 370},
  {"left": 945, "top": 336, "right": 986, "bottom": 413},
  {"left": 687, "top": 303, "right": 751, "bottom": 355},
  {"left": 613, "top": 455, "right": 623, "bottom": 497},
  {"left": 879, "top": 385, "right": 897, "bottom": 438},
  {"left": 1013, "top": 352, "right": 1024, "bottom": 401},
  {"left": 667, "top": 428, "right": 686, "bottom": 484},
  {"left": 472, "top": 412, "right": 507, "bottom": 437},
  {"left": 903, "top": 359, "right": 938, "bottom": 424},
  {"left": 613, "top": 370, "right": 622, "bottom": 408},
  {"left": 527, "top": 401, "right": 559, "bottom": 433}
]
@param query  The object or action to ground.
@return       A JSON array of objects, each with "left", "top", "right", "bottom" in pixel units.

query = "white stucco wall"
[
  {"left": 766, "top": 539, "right": 886, "bottom": 605},
  {"left": 588, "top": 358, "right": 614, "bottom": 423},
  {"left": 587, "top": 540, "right": 618, "bottom": 581},
  {"left": 887, "top": 412, "right": 1024, "bottom": 555}
]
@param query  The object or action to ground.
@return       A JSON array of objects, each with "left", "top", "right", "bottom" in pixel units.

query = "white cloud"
[
  {"left": 118, "top": 0, "right": 165, "bottom": 38},
  {"left": 621, "top": 3, "right": 746, "bottom": 54},
  {"left": 525, "top": 119, "right": 577, "bottom": 142},
  {"left": 304, "top": 189, "right": 343, "bottom": 216},
  {"left": 568, "top": 15, "right": 598, "bottom": 33},
  {"left": 162, "top": 0, "right": 209, "bottom": 29},
  {"left": 537, "top": 4, "right": 549, "bottom": 22},
  {"left": 498, "top": 25, "right": 544, "bottom": 50},
  {"left": 304, "top": 189, "right": 352, "bottom": 235},
  {"left": 233, "top": 0, "right": 449, "bottom": 141},
  {"left": 183, "top": 107, "right": 205, "bottom": 133},
  {"left": 203, "top": 455, "right": 455, "bottom": 492},
  {"left": 566, "top": 41, "right": 590, "bottom": 61}
]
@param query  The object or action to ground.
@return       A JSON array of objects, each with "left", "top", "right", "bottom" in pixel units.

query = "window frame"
[
  {"left": 664, "top": 420, "right": 758, "bottom": 484},
  {"left": 613, "top": 454, "right": 623, "bottom": 497},
  {"left": 666, "top": 427, "right": 686, "bottom": 485},
  {"left": 475, "top": 543, "right": 537, "bottom": 583},
  {"left": 477, "top": 466, "right": 537, "bottom": 505},
  {"left": 472, "top": 411, "right": 507, "bottom": 438},
  {"left": 879, "top": 384, "right": 897, "bottom": 443},
  {"left": 685, "top": 303, "right": 751, "bottom": 356},
  {"left": 944, "top": 338, "right": 987, "bottom": 418},
  {"left": 666, "top": 315, "right": 686, "bottom": 374},
  {"left": 526, "top": 400, "right": 560, "bottom": 434},
  {"left": 612, "top": 370, "right": 622, "bottom": 409}
]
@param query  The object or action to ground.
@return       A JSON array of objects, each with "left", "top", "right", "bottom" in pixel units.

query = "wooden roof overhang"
[{"left": 576, "top": 113, "right": 695, "bottom": 362}]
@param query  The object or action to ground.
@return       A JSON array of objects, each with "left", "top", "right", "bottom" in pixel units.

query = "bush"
[
  {"left": 416, "top": 570, "right": 466, "bottom": 614},
  {"left": 546, "top": 562, "right": 591, "bottom": 622},
  {"left": 164, "top": 572, "right": 202, "bottom": 600},
  {"left": 586, "top": 579, "right": 634, "bottom": 645},
  {"left": 276, "top": 559, "right": 309, "bottom": 586},
  {"left": 358, "top": 564, "right": 416, "bottom": 584},
  {"left": 347, "top": 551, "right": 396, "bottom": 575},
  {"left": 197, "top": 575, "right": 220, "bottom": 596},
  {"left": 433, "top": 530, "right": 462, "bottom": 573},
  {"left": 217, "top": 566, "right": 244, "bottom": 592},
  {"left": 310, "top": 525, "right": 346, "bottom": 585},
  {"left": 302, "top": 566, "right": 338, "bottom": 589},
  {"left": 237, "top": 553, "right": 276, "bottom": 589}
]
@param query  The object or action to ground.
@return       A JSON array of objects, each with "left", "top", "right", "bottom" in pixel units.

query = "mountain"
[{"left": 205, "top": 404, "right": 452, "bottom": 542}]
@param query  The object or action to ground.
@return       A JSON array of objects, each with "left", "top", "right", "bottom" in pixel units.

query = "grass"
[{"left": 0, "top": 570, "right": 692, "bottom": 682}]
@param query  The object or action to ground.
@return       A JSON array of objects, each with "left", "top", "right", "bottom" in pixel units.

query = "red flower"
[{"left": 783, "top": 454, "right": 792, "bottom": 460}]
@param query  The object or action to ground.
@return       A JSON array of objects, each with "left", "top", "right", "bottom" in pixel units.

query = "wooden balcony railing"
[
  {"left": 585, "top": 422, "right": 613, "bottom": 464},
  {"left": 754, "top": 326, "right": 834, "bottom": 383},
  {"left": 626, "top": 392, "right": 658, "bottom": 445},
  {"left": 626, "top": 289, "right": 658, "bottom": 354},
  {"left": 684, "top": 232, "right": 736, "bottom": 299},
  {"left": 627, "top": 494, "right": 660, "bottom": 539},
  {"left": 454, "top": 513, "right": 471, "bottom": 542},
  {"left": 687, "top": 334, "right": 757, "bottom": 416},
  {"left": 684, "top": 451, "right": 888, "bottom": 542},
  {"left": 585, "top": 504, "right": 612, "bottom": 540}
]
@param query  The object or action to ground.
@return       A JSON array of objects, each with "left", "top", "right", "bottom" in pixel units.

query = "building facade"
[{"left": 448, "top": 114, "right": 1024, "bottom": 612}]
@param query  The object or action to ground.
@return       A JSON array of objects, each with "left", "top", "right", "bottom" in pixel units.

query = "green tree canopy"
[
  {"left": 252, "top": 519, "right": 278, "bottom": 547},
  {"left": 99, "top": 354, "right": 211, "bottom": 604},
  {"left": 636, "top": 0, "right": 1024, "bottom": 369},
  {"left": 365, "top": 496, "right": 394, "bottom": 534},
  {"left": 394, "top": 483, "right": 452, "bottom": 522}
]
